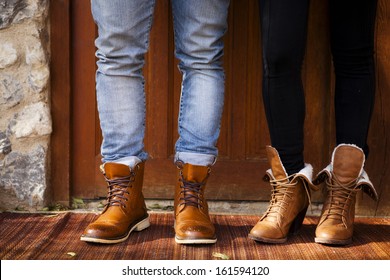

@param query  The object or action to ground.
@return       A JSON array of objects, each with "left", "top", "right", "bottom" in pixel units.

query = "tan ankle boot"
[
  {"left": 174, "top": 162, "right": 216, "bottom": 244},
  {"left": 249, "top": 146, "right": 317, "bottom": 243},
  {"left": 80, "top": 162, "right": 150, "bottom": 244},
  {"left": 314, "top": 144, "right": 378, "bottom": 245}
]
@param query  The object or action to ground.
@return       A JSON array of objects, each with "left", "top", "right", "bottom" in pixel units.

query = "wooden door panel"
[
  {"left": 70, "top": 0, "right": 332, "bottom": 201},
  {"left": 71, "top": 0, "right": 99, "bottom": 198},
  {"left": 365, "top": 0, "right": 390, "bottom": 216},
  {"left": 53, "top": 0, "right": 390, "bottom": 215}
]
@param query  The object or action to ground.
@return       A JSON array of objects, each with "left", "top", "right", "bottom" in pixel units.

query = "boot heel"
[
  {"left": 289, "top": 206, "right": 308, "bottom": 235},
  {"left": 134, "top": 216, "right": 150, "bottom": 231}
]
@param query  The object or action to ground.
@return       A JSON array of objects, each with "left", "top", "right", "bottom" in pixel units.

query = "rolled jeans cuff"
[
  {"left": 106, "top": 156, "right": 143, "bottom": 169},
  {"left": 175, "top": 152, "right": 216, "bottom": 166}
]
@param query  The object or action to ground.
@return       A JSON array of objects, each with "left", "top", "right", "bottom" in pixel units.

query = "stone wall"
[{"left": 0, "top": 0, "right": 51, "bottom": 210}]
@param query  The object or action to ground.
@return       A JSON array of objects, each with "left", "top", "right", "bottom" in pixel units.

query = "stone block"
[
  {"left": 0, "top": 145, "right": 47, "bottom": 206},
  {"left": 0, "top": 73, "right": 24, "bottom": 108},
  {"left": 10, "top": 101, "right": 52, "bottom": 138},
  {"left": 28, "top": 65, "right": 49, "bottom": 93},
  {"left": 0, "top": 0, "right": 28, "bottom": 29},
  {"left": 0, "top": 131, "right": 12, "bottom": 155},
  {"left": 0, "top": 42, "right": 18, "bottom": 68}
]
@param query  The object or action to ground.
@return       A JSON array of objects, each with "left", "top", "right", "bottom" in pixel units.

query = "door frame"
[{"left": 50, "top": 0, "right": 72, "bottom": 206}]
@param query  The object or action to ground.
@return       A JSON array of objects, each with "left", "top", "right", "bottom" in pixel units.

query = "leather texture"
[
  {"left": 315, "top": 144, "right": 370, "bottom": 245},
  {"left": 80, "top": 162, "right": 149, "bottom": 244},
  {"left": 174, "top": 163, "right": 216, "bottom": 244},
  {"left": 249, "top": 146, "right": 315, "bottom": 243}
]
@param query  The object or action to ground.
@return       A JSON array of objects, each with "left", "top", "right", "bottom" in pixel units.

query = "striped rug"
[{"left": 0, "top": 212, "right": 389, "bottom": 260}]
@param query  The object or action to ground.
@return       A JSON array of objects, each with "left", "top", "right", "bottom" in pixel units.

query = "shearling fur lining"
[
  {"left": 265, "top": 163, "right": 312, "bottom": 180},
  {"left": 357, "top": 170, "right": 378, "bottom": 201},
  {"left": 265, "top": 163, "right": 318, "bottom": 190}
]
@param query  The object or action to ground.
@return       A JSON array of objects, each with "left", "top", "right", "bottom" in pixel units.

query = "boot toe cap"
[
  {"left": 81, "top": 222, "right": 124, "bottom": 240},
  {"left": 249, "top": 222, "right": 286, "bottom": 243},
  {"left": 175, "top": 220, "right": 216, "bottom": 241},
  {"left": 177, "top": 224, "right": 215, "bottom": 238},
  {"left": 315, "top": 225, "right": 353, "bottom": 244}
]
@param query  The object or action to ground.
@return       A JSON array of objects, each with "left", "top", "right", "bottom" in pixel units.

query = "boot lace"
[
  {"left": 323, "top": 174, "right": 359, "bottom": 227},
  {"left": 104, "top": 172, "right": 136, "bottom": 208},
  {"left": 263, "top": 174, "right": 311, "bottom": 219},
  {"left": 178, "top": 171, "right": 209, "bottom": 209}
]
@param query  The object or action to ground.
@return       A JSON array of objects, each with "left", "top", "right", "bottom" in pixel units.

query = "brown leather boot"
[
  {"left": 80, "top": 162, "right": 150, "bottom": 244},
  {"left": 314, "top": 144, "right": 378, "bottom": 245},
  {"left": 174, "top": 162, "right": 216, "bottom": 244},
  {"left": 249, "top": 146, "right": 317, "bottom": 243}
]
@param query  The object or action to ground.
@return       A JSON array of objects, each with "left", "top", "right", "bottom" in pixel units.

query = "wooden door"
[
  {"left": 69, "top": 0, "right": 331, "bottom": 201},
  {"left": 50, "top": 0, "right": 390, "bottom": 215}
]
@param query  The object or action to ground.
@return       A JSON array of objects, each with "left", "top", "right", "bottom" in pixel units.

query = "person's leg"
[
  {"left": 331, "top": 0, "right": 377, "bottom": 156},
  {"left": 80, "top": 0, "right": 156, "bottom": 244},
  {"left": 260, "top": 0, "right": 309, "bottom": 175},
  {"left": 93, "top": 0, "right": 155, "bottom": 167},
  {"left": 249, "top": 0, "right": 318, "bottom": 244},
  {"left": 172, "top": 0, "right": 230, "bottom": 167},
  {"left": 171, "top": 0, "right": 230, "bottom": 244},
  {"left": 314, "top": 0, "right": 378, "bottom": 246}
]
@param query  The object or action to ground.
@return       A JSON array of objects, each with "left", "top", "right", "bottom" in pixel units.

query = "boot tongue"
[
  {"left": 182, "top": 164, "right": 209, "bottom": 182},
  {"left": 181, "top": 164, "right": 209, "bottom": 208},
  {"left": 332, "top": 145, "right": 364, "bottom": 184},
  {"left": 266, "top": 146, "right": 288, "bottom": 180},
  {"left": 101, "top": 163, "right": 133, "bottom": 209},
  {"left": 103, "top": 162, "right": 131, "bottom": 179}
]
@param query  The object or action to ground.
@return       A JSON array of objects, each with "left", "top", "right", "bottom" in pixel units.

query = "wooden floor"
[{"left": 0, "top": 212, "right": 389, "bottom": 260}]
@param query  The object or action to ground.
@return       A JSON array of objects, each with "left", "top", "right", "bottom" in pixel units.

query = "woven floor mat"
[{"left": 0, "top": 212, "right": 389, "bottom": 260}]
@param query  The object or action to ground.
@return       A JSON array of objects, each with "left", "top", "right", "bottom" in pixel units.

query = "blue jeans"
[{"left": 91, "top": 0, "right": 230, "bottom": 168}]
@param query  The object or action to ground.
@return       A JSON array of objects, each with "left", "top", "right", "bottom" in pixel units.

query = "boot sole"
[
  {"left": 315, "top": 236, "right": 352, "bottom": 245},
  {"left": 175, "top": 236, "right": 217, "bottom": 245},
  {"left": 80, "top": 216, "right": 150, "bottom": 244},
  {"left": 248, "top": 234, "right": 287, "bottom": 244}
]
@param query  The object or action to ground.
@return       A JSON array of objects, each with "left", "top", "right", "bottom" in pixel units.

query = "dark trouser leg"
[
  {"left": 259, "top": 0, "right": 310, "bottom": 175},
  {"left": 330, "top": 0, "right": 378, "bottom": 157}
]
